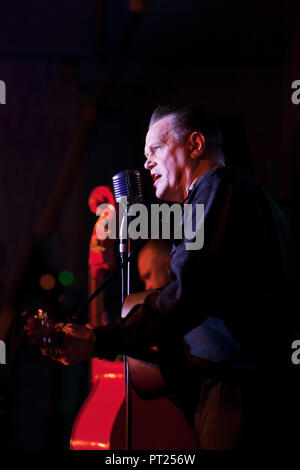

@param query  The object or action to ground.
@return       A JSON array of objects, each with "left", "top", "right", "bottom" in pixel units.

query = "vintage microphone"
[
  {"left": 112, "top": 169, "right": 143, "bottom": 261},
  {"left": 112, "top": 169, "right": 143, "bottom": 451},
  {"left": 112, "top": 169, "right": 143, "bottom": 204}
]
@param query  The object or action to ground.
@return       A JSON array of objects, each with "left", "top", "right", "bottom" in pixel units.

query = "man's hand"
[{"left": 51, "top": 323, "right": 96, "bottom": 366}]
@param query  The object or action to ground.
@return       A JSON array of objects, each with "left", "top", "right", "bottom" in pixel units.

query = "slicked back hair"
[{"left": 149, "top": 105, "right": 223, "bottom": 148}]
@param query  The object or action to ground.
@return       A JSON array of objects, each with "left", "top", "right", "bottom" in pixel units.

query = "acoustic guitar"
[{"left": 25, "top": 288, "right": 199, "bottom": 450}]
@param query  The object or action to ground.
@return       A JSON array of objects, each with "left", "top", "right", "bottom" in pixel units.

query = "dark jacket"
[{"left": 94, "top": 167, "right": 297, "bottom": 383}]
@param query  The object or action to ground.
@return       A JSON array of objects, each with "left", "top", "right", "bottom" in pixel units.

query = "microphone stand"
[
  {"left": 120, "top": 237, "right": 132, "bottom": 451},
  {"left": 119, "top": 209, "right": 133, "bottom": 451}
]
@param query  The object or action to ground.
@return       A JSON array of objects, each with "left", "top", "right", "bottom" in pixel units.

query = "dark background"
[{"left": 0, "top": 0, "right": 299, "bottom": 449}]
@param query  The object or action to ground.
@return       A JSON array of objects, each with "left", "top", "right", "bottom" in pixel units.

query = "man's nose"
[{"left": 144, "top": 156, "right": 155, "bottom": 171}]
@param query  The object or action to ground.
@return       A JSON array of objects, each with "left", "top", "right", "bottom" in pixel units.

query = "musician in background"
[{"left": 137, "top": 239, "right": 172, "bottom": 292}]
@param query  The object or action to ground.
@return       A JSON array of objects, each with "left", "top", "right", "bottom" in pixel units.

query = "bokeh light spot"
[
  {"left": 39, "top": 274, "right": 56, "bottom": 291},
  {"left": 58, "top": 270, "right": 75, "bottom": 287}
]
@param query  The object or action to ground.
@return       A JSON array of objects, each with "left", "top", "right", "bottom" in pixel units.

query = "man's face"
[
  {"left": 144, "top": 116, "right": 188, "bottom": 202},
  {"left": 138, "top": 247, "right": 170, "bottom": 291}
]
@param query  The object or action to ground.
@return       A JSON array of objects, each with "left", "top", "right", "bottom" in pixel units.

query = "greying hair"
[{"left": 149, "top": 105, "right": 223, "bottom": 147}]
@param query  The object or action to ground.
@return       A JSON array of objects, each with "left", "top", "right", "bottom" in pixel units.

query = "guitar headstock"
[{"left": 25, "top": 308, "right": 64, "bottom": 357}]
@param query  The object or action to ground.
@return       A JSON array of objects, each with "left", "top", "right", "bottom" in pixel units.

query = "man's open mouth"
[{"left": 152, "top": 174, "right": 161, "bottom": 182}]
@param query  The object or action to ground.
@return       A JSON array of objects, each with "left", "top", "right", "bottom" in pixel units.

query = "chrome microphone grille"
[{"left": 112, "top": 169, "right": 143, "bottom": 204}]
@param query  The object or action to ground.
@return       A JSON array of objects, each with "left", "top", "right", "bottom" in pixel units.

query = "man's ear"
[{"left": 187, "top": 132, "right": 205, "bottom": 159}]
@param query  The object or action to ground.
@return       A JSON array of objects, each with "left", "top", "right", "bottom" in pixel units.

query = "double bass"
[{"left": 61, "top": 186, "right": 197, "bottom": 450}]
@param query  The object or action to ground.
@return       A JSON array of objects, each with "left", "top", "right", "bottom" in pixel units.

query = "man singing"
[{"left": 45, "top": 105, "right": 298, "bottom": 449}]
